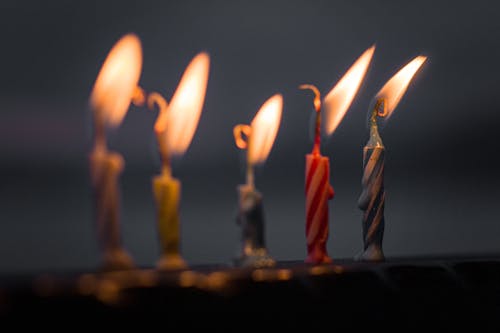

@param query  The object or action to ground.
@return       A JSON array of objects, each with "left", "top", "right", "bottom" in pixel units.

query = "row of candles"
[{"left": 89, "top": 34, "right": 426, "bottom": 270}]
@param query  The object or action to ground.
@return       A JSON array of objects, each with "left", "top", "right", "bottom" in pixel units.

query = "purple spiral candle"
[
  {"left": 357, "top": 99, "right": 386, "bottom": 261},
  {"left": 358, "top": 145, "right": 385, "bottom": 261}
]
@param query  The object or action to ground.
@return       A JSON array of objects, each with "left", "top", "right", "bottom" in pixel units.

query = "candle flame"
[
  {"left": 90, "top": 34, "right": 142, "bottom": 127},
  {"left": 323, "top": 45, "right": 375, "bottom": 135},
  {"left": 249, "top": 94, "right": 283, "bottom": 165},
  {"left": 375, "top": 55, "right": 427, "bottom": 118},
  {"left": 234, "top": 94, "right": 283, "bottom": 165},
  {"left": 160, "top": 52, "right": 210, "bottom": 156}
]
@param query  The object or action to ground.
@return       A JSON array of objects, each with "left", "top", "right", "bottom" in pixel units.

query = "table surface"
[{"left": 2, "top": 255, "right": 500, "bottom": 328}]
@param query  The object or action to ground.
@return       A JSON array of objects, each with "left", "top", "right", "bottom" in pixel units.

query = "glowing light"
[
  {"left": 158, "top": 52, "right": 210, "bottom": 156},
  {"left": 276, "top": 269, "right": 292, "bottom": 280},
  {"left": 90, "top": 34, "right": 142, "bottom": 127},
  {"left": 375, "top": 56, "right": 427, "bottom": 118},
  {"left": 323, "top": 46, "right": 375, "bottom": 135},
  {"left": 179, "top": 271, "right": 198, "bottom": 288},
  {"left": 248, "top": 94, "right": 283, "bottom": 165}
]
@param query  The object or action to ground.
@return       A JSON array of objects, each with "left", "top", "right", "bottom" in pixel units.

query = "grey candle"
[
  {"left": 358, "top": 100, "right": 386, "bottom": 261},
  {"left": 233, "top": 94, "right": 283, "bottom": 268},
  {"left": 235, "top": 184, "right": 274, "bottom": 267},
  {"left": 357, "top": 56, "right": 427, "bottom": 261}
]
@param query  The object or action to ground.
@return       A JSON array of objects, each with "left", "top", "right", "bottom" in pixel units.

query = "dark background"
[{"left": 0, "top": 0, "right": 499, "bottom": 273}]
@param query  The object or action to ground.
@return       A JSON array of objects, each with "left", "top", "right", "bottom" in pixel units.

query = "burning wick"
[
  {"left": 133, "top": 53, "right": 210, "bottom": 270},
  {"left": 132, "top": 88, "right": 171, "bottom": 176},
  {"left": 358, "top": 56, "right": 427, "bottom": 261},
  {"left": 233, "top": 94, "right": 283, "bottom": 268},
  {"left": 300, "top": 46, "right": 375, "bottom": 264},
  {"left": 89, "top": 34, "right": 143, "bottom": 270},
  {"left": 299, "top": 84, "right": 322, "bottom": 155}
]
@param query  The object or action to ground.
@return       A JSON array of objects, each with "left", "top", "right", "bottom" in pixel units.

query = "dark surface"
[{"left": 2, "top": 257, "right": 500, "bottom": 328}]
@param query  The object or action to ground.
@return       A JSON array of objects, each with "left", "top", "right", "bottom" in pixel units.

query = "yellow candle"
[
  {"left": 153, "top": 171, "right": 186, "bottom": 269},
  {"left": 134, "top": 53, "right": 210, "bottom": 269}
]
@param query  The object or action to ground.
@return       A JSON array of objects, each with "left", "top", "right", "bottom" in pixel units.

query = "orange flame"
[
  {"left": 159, "top": 52, "right": 210, "bottom": 156},
  {"left": 90, "top": 34, "right": 142, "bottom": 127},
  {"left": 375, "top": 55, "right": 427, "bottom": 118},
  {"left": 235, "top": 94, "right": 283, "bottom": 165},
  {"left": 248, "top": 94, "right": 283, "bottom": 165},
  {"left": 323, "top": 46, "right": 375, "bottom": 135}
]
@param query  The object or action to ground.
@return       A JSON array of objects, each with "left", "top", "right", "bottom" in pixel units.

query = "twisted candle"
[
  {"left": 300, "top": 85, "right": 334, "bottom": 264},
  {"left": 358, "top": 99, "right": 386, "bottom": 261}
]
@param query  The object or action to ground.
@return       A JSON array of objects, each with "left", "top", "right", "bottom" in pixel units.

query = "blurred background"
[{"left": 1, "top": 0, "right": 499, "bottom": 273}]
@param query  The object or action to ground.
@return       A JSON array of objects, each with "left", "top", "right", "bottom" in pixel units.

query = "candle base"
[
  {"left": 356, "top": 245, "right": 385, "bottom": 262},
  {"left": 234, "top": 249, "right": 275, "bottom": 268},
  {"left": 157, "top": 254, "right": 187, "bottom": 270},
  {"left": 305, "top": 248, "right": 332, "bottom": 264},
  {"left": 101, "top": 248, "right": 134, "bottom": 271}
]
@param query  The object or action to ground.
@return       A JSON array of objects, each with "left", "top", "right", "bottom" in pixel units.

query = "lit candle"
[
  {"left": 233, "top": 94, "right": 283, "bottom": 268},
  {"left": 134, "top": 53, "right": 210, "bottom": 270},
  {"left": 301, "top": 46, "right": 375, "bottom": 264},
  {"left": 358, "top": 56, "right": 427, "bottom": 261},
  {"left": 89, "top": 34, "right": 143, "bottom": 270}
]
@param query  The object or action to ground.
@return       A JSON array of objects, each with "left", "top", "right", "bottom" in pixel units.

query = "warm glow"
[
  {"left": 323, "top": 45, "right": 375, "bottom": 135},
  {"left": 375, "top": 56, "right": 427, "bottom": 118},
  {"left": 248, "top": 94, "right": 283, "bottom": 165},
  {"left": 90, "top": 34, "right": 142, "bottom": 127},
  {"left": 161, "top": 52, "right": 210, "bottom": 156}
]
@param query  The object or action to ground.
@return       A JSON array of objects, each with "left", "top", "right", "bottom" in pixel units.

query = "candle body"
[
  {"left": 305, "top": 154, "right": 334, "bottom": 264},
  {"left": 235, "top": 184, "right": 275, "bottom": 267},
  {"left": 153, "top": 174, "right": 187, "bottom": 269},
  {"left": 358, "top": 146, "right": 385, "bottom": 261},
  {"left": 90, "top": 149, "right": 134, "bottom": 270}
]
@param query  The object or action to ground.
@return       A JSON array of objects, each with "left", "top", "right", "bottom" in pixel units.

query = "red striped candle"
[
  {"left": 300, "top": 46, "right": 375, "bottom": 264},
  {"left": 305, "top": 153, "right": 334, "bottom": 263}
]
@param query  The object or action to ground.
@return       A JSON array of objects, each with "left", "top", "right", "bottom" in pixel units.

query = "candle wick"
[
  {"left": 313, "top": 106, "right": 321, "bottom": 155},
  {"left": 92, "top": 107, "right": 108, "bottom": 153},
  {"left": 299, "top": 84, "right": 322, "bottom": 155},
  {"left": 367, "top": 98, "right": 386, "bottom": 148},
  {"left": 162, "top": 161, "right": 172, "bottom": 179},
  {"left": 131, "top": 86, "right": 146, "bottom": 107},
  {"left": 138, "top": 89, "right": 172, "bottom": 178},
  {"left": 246, "top": 162, "right": 254, "bottom": 189},
  {"left": 246, "top": 131, "right": 255, "bottom": 188}
]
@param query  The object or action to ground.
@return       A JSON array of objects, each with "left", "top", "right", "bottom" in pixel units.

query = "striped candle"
[
  {"left": 299, "top": 47, "right": 375, "bottom": 263},
  {"left": 358, "top": 146, "right": 385, "bottom": 261},
  {"left": 305, "top": 153, "right": 334, "bottom": 263},
  {"left": 356, "top": 55, "right": 427, "bottom": 261}
]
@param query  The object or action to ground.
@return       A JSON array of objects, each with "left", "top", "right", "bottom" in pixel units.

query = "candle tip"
[{"left": 299, "top": 84, "right": 321, "bottom": 112}]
